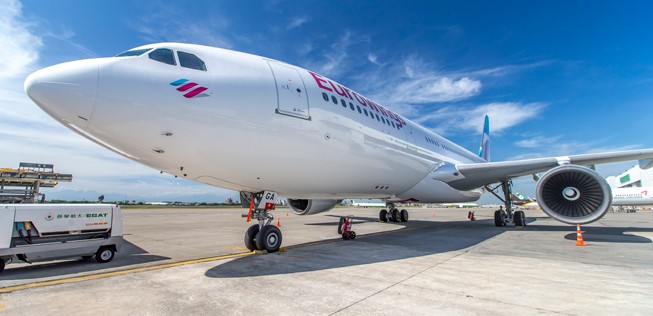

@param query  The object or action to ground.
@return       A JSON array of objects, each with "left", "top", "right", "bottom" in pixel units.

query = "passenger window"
[
  {"left": 332, "top": 96, "right": 338, "bottom": 104},
  {"left": 148, "top": 48, "right": 176, "bottom": 66},
  {"left": 357, "top": 106, "right": 362, "bottom": 114},
  {"left": 364, "top": 109, "right": 368, "bottom": 116},
  {"left": 178, "top": 51, "right": 207, "bottom": 71},
  {"left": 322, "top": 92, "right": 329, "bottom": 101},
  {"left": 341, "top": 99, "right": 347, "bottom": 108}
]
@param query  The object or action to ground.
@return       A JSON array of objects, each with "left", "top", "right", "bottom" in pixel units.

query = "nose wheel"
[{"left": 242, "top": 191, "right": 283, "bottom": 253}]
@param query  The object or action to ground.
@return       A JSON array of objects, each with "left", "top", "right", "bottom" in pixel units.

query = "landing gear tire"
[
  {"left": 95, "top": 247, "right": 115, "bottom": 263},
  {"left": 244, "top": 224, "right": 260, "bottom": 251},
  {"left": 390, "top": 209, "right": 399, "bottom": 222},
  {"left": 0, "top": 258, "right": 5, "bottom": 273},
  {"left": 342, "top": 232, "right": 350, "bottom": 240},
  {"left": 256, "top": 225, "right": 282, "bottom": 253},
  {"left": 379, "top": 209, "right": 388, "bottom": 222},
  {"left": 514, "top": 211, "right": 526, "bottom": 227},
  {"left": 494, "top": 210, "right": 506, "bottom": 227},
  {"left": 400, "top": 209, "right": 409, "bottom": 222}
]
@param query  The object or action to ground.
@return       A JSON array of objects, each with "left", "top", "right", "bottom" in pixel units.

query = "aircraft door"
[{"left": 268, "top": 61, "right": 310, "bottom": 120}]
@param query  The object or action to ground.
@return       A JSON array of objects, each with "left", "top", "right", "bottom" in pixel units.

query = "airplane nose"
[{"left": 25, "top": 59, "right": 99, "bottom": 129}]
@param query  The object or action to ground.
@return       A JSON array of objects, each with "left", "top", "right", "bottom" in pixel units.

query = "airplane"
[
  {"left": 438, "top": 203, "right": 478, "bottom": 208},
  {"left": 611, "top": 187, "right": 653, "bottom": 206},
  {"left": 349, "top": 200, "right": 386, "bottom": 207},
  {"left": 24, "top": 42, "right": 653, "bottom": 253},
  {"left": 511, "top": 192, "right": 537, "bottom": 206}
]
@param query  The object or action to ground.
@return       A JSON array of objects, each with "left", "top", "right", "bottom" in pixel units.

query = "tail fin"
[{"left": 478, "top": 115, "right": 490, "bottom": 161}]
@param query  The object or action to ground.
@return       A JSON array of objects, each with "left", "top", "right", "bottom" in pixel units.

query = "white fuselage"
[
  {"left": 612, "top": 187, "right": 653, "bottom": 206},
  {"left": 25, "top": 43, "right": 485, "bottom": 203}
]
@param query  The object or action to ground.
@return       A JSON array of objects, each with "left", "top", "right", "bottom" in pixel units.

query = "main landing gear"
[
  {"left": 485, "top": 180, "right": 526, "bottom": 228},
  {"left": 243, "top": 192, "right": 283, "bottom": 253},
  {"left": 379, "top": 202, "right": 409, "bottom": 223}
]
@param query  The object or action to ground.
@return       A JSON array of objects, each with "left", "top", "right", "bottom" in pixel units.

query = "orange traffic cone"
[
  {"left": 286, "top": 211, "right": 289, "bottom": 217},
  {"left": 432, "top": 211, "right": 435, "bottom": 217},
  {"left": 575, "top": 224, "right": 586, "bottom": 246},
  {"left": 276, "top": 218, "right": 281, "bottom": 227}
]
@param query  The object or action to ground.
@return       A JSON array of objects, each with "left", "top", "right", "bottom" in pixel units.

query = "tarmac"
[{"left": 1, "top": 206, "right": 652, "bottom": 315}]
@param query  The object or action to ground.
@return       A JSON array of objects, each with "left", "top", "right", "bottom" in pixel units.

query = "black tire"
[
  {"left": 390, "top": 209, "right": 399, "bottom": 222},
  {"left": 494, "top": 210, "right": 506, "bottom": 227},
  {"left": 82, "top": 255, "right": 93, "bottom": 260},
  {"left": 514, "top": 211, "right": 526, "bottom": 227},
  {"left": 400, "top": 209, "right": 409, "bottom": 222},
  {"left": 256, "top": 225, "right": 283, "bottom": 253},
  {"left": 379, "top": 209, "right": 388, "bottom": 222},
  {"left": 244, "top": 224, "right": 260, "bottom": 251},
  {"left": 350, "top": 231, "right": 356, "bottom": 240},
  {"left": 95, "top": 246, "right": 115, "bottom": 263},
  {"left": 0, "top": 258, "right": 5, "bottom": 273},
  {"left": 338, "top": 217, "right": 345, "bottom": 234},
  {"left": 342, "top": 232, "right": 350, "bottom": 240}
]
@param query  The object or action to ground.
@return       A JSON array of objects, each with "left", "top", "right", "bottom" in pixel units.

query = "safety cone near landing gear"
[
  {"left": 276, "top": 218, "right": 281, "bottom": 227},
  {"left": 576, "top": 224, "right": 586, "bottom": 246}
]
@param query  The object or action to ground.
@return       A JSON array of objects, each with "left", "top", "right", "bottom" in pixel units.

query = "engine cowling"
[
  {"left": 287, "top": 199, "right": 339, "bottom": 215},
  {"left": 535, "top": 165, "right": 612, "bottom": 224}
]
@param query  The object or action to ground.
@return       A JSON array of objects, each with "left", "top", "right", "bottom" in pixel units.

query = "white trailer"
[{"left": 0, "top": 204, "right": 123, "bottom": 273}]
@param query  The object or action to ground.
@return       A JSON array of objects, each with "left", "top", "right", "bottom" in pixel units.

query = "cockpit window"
[
  {"left": 148, "top": 48, "right": 176, "bottom": 66},
  {"left": 178, "top": 51, "right": 207, "bottom": 71},
  {"left": 115, "top": 48, "right": 152, "bottom": 57}
]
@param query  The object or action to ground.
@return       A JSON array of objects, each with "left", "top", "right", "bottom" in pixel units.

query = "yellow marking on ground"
[
  {"left": 227, "top": 246, "right": 250, "bottom": 251},
  {"left": 0, "top": 252, "right": 253, "bottom": 294}
]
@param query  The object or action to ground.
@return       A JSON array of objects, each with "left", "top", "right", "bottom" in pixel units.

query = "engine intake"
[
  {"left": 287, "top": 199, "right": 339, "bottom": 215},
  {"left": 535, "top": 165, "right": 612, "bottom": 224}
]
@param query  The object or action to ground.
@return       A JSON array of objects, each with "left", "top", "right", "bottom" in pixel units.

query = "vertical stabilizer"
[{"left": 478, "top": 115, "right": 490, "bottom": 161}]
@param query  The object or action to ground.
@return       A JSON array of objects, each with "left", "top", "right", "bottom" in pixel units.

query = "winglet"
[{"left": 478, "top": 115, "right": 490, "bottom": 161}]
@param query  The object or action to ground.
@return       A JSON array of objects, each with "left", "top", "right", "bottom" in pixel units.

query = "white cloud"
[
  {"left": 415, "top": 102, "right": 546, "bottom": 136},
  {"left": 132, "top": 7, "right": 232, "bottom": 48},
  {"left": 0, "top": 0, "right": 42, "bottom": 79},
  {"left": 316, "top": 30, "right": 352, "bottom": 76},
  {"left": 367, "top": 54, "right": 382, "bottom": 66},
  {"left": 286, "top": 16, "right": 309, "bottom": 30},
  {"left": 351, "top": 56, "right": 482, "bottom": 116},
  {"left": 514, "top": 135, "right": 561, "bottom": 148}
]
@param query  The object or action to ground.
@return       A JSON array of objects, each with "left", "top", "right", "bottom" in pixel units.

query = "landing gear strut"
[
  {"left": 379, "top": 202, "right": 409, "bottom": 223},
  {"left": 242, "top": 191, "right": 283, "bottom": 253},
  {"left": 485, "top": 180, "right": 526, "bottom": 228}
]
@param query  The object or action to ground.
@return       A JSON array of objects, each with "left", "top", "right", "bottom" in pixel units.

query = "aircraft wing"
[{"left": 441, "top": 149, "right": 653, "bottom": 191}]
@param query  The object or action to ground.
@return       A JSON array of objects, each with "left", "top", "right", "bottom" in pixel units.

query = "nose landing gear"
[{"left": 243, "top": 191, "right": 283, "bottom": 253}]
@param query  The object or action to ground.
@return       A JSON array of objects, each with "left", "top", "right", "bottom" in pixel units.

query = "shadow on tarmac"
[
  {"left": 0, "top": 240, "right": 169, "bottom": 280},
  {"left": 205, "top": 218, "right": 653, "bottom": 278}
]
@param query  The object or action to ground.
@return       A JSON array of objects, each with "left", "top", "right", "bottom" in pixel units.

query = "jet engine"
[
  {"left": 535, "top": 165, "right": 612, "bottom": 224},
  {"left": 287, "top": 199, "right": 339, "bottom": 215}
]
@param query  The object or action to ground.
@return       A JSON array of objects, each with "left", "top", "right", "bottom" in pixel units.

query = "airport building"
[{"left": 606, "top": 164, "right": 653, "bottom": 189}]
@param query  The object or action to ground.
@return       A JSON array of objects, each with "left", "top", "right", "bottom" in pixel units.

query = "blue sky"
[{"left": 1, "top": 0, "right": 652, "bottom": 202}]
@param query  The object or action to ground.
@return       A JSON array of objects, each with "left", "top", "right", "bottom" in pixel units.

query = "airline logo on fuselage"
[
  {"left": 170, "top": 79, "right": 210, "bottom": 98},
  {"left": 308, "top": 71, "right": 406, "bottom": 128}
]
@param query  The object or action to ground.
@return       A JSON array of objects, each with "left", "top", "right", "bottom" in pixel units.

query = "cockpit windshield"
[{"left": 115, "top": 48, "right": 152, "bottom": 57}]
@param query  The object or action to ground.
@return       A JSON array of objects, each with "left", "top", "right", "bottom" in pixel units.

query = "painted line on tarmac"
[
  {"left": 0, "top": 252, "right": 252, "bottom": 294},
  {"left": 0, "top": 221, "right": 442, "bottom": 294}
]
